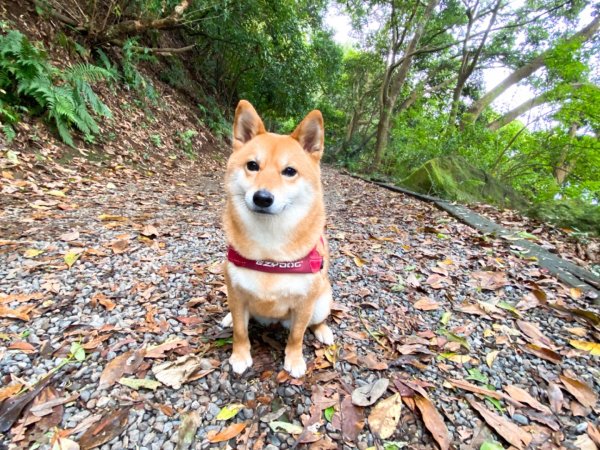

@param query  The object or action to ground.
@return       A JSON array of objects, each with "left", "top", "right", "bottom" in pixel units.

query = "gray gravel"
[{"left": 1, "top": 164, "right": 599, "bottom": 449}]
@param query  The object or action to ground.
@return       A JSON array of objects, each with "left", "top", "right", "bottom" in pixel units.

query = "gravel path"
[{"left": 1, "top": 163, "right": 599, "bottom": 450}]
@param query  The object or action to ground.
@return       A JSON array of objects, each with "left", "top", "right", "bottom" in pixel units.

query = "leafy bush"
[
  {"left": 121, "top": 39, "right": 157, "bottom": 103},
  {"left": 178, "top": 129, "right": 197, "bottom": 157},
  {"left": 0, "top": 30, "right": 113, "bottom": 145}
]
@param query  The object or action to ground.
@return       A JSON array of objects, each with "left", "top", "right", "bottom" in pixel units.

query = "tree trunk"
[
  {"left": 462, "top": 15, "right": 600, "bottom": 127},
  {"left": 372, "top": 101, "right": 393, "bottom": 170},
  {"left": 448, "top": 0, "right": 502, "bottom": 129},
  {"left": 554, "top": 122, "right": 579, "bottom": 185},
  {"left": 371, "top": 0, "right": 439, "bottom": 170}
]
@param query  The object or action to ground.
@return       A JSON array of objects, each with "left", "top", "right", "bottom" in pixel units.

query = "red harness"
[{"left": 227, "top": 238, "right": 324, "bottom": 274}]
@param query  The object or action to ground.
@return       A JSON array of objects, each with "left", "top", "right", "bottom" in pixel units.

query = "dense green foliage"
[
  {"left": 2, "top": 0, "right": 598, "bottom": 232},
  {"left": 0, "top": 30, "right": 113, "bottom": 146}
]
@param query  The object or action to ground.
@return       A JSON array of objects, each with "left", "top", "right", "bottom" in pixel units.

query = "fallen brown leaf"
[
  {"left": 559, "top": 374, "right": 598, "bottom": 410},
  {"left": 8, "top": 341, "right": 36, "bottom": 353},
  {"left": 151, "top": 354, "right": 210, "bottom": 389},
  {"left": 141, "top": 224, "right": 159, "bottom": 238},
  {"left": 108, "top": 239, "right": 130, "bottom": 254},
  {"left": 447, "top": 379, "right": 524, "bottom": 407},
  {"left": 91, "top": 293, "right": 115, "bottom": 311},
  {"left": 588, "top": 422, "right": 600, "bottom": 446},
  {"left": 340, "top": 395, "right": 364, "bottom": 443},
  {"left": 469, "top": 271, "right": 508, "bottom": 290},
  {"left": 516, "top": 320, "right": 556, "bottom": 349},
  {"left": 574, "top": 433, "right": 596, "bottom": 450},
  {"left": 59, "top": 230, "right": 80, "bottom": 242},
  {"left": 547, "top": 382, "right": 564, "bottom": 414},
  {"left": 207, "top": 422, "right": 247, "bottom": 443},
  {"left": 0, "top": 306, "right": 30, "bottom": 321},
  {"left": 504, "top": 385, "right": 551, "bottom": 414},
  {"left": 362, "top": 353, "right": 388, "bottom": 370},
  {"left": 467, "top": 398, "right": 532, "bottom": 450},
  {"left": 426, "top": 274, "right": 450, "bottom": 289},
  {"left": 0, "top": 375, "right": 52, "bottom": 433},
  {"left": 414, "top": 395, "right": 450, "bottom": 450},
  {"left": 0, "top": 384, "right": 22, "bottom": 402},
  {"left": 522, "top": 344, "right": 562, "bottom": 364},
  {"left": 78, "top": 408, "right": 130, "bottom": 450},
  {"left": 145, "top": 339, "right": 189, "bottom": 358},
  {"left": 98, "top": 348, "right": 145, "bottom": 389},
  {"left": 413, "top": 297, "right": 441, "bottom": 311},
  {"left": 368, "top": 393, "right": 402, "bottom": 439}
]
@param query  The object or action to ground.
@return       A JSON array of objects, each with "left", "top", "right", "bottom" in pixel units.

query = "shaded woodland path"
[
  {"left": 352, "top": 175, "right": 600, "bottom": 300},
  {"left": 1, "top": 164, "right": 599, "bottom": 449}
]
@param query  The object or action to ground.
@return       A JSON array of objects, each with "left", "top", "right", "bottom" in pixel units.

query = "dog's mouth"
[
  {"left": 252, "top": 207, "right": 275, "bottom": 215},
  {"left": 248, "top": 204, "right": 286, "bottom": 215}
]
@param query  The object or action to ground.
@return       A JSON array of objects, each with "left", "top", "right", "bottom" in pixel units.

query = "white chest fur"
[{"left": 226, "top": 263, "right": 315, "bottom": 300}]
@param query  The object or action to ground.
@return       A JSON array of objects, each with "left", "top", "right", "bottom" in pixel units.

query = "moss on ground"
[{"left": 401, "top": 155, "right": 528, "bottom": 210}]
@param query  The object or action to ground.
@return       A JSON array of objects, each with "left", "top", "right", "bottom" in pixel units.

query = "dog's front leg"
[
  {"left": 284, "top": 308, "right": 312, "bottom": 378},
  {"left": 228, "top": 293, "right": 252, "bottom": 374}
]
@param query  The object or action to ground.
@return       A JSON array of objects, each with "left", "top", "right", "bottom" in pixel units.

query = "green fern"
[{"left": 0, "top": 30, "right": 112, "bottom": 146}]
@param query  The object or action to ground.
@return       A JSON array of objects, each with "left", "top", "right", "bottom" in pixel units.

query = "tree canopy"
[{"left": 3, "top": 0, "right": 600, "bottom": 230}]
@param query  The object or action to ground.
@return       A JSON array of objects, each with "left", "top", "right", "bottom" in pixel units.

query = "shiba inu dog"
[{"left": 221, "top": 100, "right": 334, "bottom": 378}]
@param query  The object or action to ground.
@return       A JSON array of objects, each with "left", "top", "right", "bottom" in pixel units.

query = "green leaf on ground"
[
  {"left": 439, "top": 329, "right": 470, "bottom": 351},
  {"left": 484, "top": 396, "right": 504, "bottom": 413},
  {"left": 64, "top": 250, "right": 82, "bottom": 268},
  {"left": 216, "top": 403, "right": 244, "bottom": 420},
  {"left": 497, "top": 301, "right": 521, "bottom": 318},
  {"left": 70, "top": 342, "right": 85, "bottom": 362},
  {"left": 118, "top": 377, "right": 161, "bottom": 390},
  {"left": 324, "top": 406, "right": 335, "bottom": 422},
  {"left": 466, "top": 368, "right": 488, "bottom": 384},
  {"left": 480, "top": 440, "right": 504, "bottom": 450},
  {"left": 269, "top": 421, "right": 303, "bottom": 435},
  {"left": 214, "top": 337, "right": 233, "bottom": 347},
  {"left": 24, "top": 248, "right": 44, "bottom": 258}
]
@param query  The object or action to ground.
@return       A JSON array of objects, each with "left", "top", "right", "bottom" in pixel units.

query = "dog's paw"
[
  {"left": 229, "top": 351, "right": 252, "bottom": 374},
  {"left": 284, "top": 355, "right": 307, "bottom": 378},
  {"left": 220, "top": 312, "right": 232, "bottom": 328},
  {"left": 313, "top": 323, "right": 334, "bottom": 345}
]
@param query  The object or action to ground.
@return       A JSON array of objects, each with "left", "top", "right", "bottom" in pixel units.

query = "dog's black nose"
[{"left": 253, "top": 190, "right": 274, "bottom": 208}]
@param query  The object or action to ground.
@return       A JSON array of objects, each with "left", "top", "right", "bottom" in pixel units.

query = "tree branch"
[{"left": 487, "top": 83, "right": 585, "bottom": 131}]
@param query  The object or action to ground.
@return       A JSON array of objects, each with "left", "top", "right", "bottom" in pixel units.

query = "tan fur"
[{"left": 222, "top": 100, "right": 333, "bottom": 377}]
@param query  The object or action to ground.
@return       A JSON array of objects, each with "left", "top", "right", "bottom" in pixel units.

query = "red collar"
[{"left": 227, "top": 238, "right": 324, "bottom": 274}]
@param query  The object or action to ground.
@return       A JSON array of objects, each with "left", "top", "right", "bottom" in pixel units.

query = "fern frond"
[
  {"left": 54, "top": 116, "right": 74, "bottom": 147},
  {"left": 64, "top": 63, "right": 113, "bottom": 83},
  {"left": 77, "top": 79, "right": 112, "bottom": 118},
  {"left": 1, "top": 29, "right": 111, "bottom": 145},
  {"left": 1, "top": 123, "right": 16, "bottom": 142}
]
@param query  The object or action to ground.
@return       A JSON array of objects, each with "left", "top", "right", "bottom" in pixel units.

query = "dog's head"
[{"left": 225, "top": 100, "right": 324, "bottom": 218}]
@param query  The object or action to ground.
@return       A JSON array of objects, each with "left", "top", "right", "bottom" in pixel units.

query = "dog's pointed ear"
[
  {"left": 233, "top": 100, "right": 265, "bottom": 151},
  {"left": 291, "top": 110, "right": 324, "bottom": 158}
]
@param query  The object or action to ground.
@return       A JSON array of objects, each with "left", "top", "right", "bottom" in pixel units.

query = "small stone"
[
  {"left": 575, "top": 423, "right": 588, "bottom": 433},
  {"left": 97, "top": 397, "right": 110, "bottom": 408},
  {"left": 512, "top": 414, "right": 529, "bottom": 425},
  {"left": 284, "top": 387, "right": 295, "bottom": 397}
]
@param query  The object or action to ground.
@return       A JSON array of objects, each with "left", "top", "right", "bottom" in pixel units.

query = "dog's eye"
[
  {"left": 282, "top": 167, "right": 297, "bottom": 177},
  {"left": 246, "top": 161, "right": 259, "bottom": 171}
]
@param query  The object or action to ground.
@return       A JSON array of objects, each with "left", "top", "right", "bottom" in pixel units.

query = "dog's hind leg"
[
  {"left": 311, "top": 322, "right": 334, "bottom": 345},
  {"left": 220, "top": 312, "right": 232, "bottom": 328},
  {"left": 309, "top": 286, "right": 334, "bottom": 345}
]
